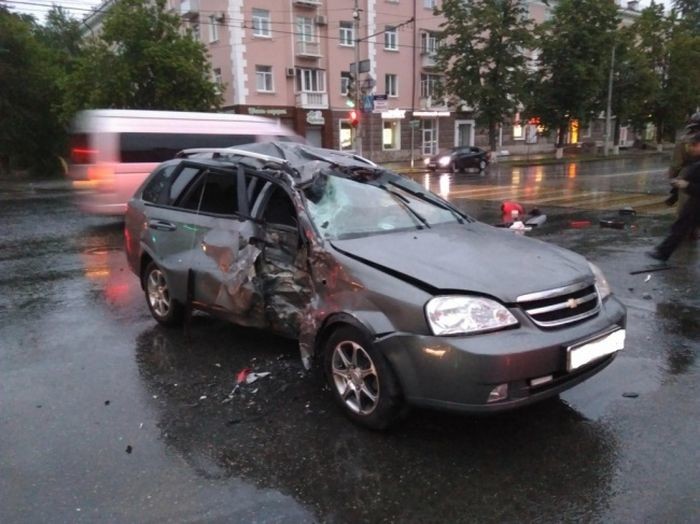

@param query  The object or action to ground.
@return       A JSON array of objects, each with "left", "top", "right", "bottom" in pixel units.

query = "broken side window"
[
  {"left": 142, "top": 163, "right": 178, "bottom": 205},
  {"left": 196, "top": 170, "right": 241, "bottom": 217}
]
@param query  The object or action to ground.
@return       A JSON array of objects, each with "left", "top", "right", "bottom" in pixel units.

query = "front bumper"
[{"left": 377, "top": 296, "right": 626, "bottom": 413}]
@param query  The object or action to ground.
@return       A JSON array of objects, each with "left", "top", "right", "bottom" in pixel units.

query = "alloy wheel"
[
  {"left": 330, "top": 340, "right": 380, "bottom": 415},
  {"left": 147, "top": 268, "right": 171, "bottom": 318}
]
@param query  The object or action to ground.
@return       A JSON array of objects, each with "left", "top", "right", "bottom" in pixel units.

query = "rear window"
[
  {"left": 119, "top": 133, "right": 257, "bottom": 163},
  {"left": 141, "top": 164, "right": 179, "bottom": 204}
]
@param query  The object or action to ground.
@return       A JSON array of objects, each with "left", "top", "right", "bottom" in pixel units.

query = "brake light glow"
[{"left": 71, "top": 148, "right": 98, "bottom": 164}]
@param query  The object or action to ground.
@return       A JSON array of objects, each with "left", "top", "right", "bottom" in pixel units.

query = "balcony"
[
  {"left": 180, "top": 0, "right": 199, "bottom": 19},
  {"left": 421, "top": 52, "right": 438, "bottom": 69},
  {"left": 293, "top": 0, "right": 322, "bottom": 7},
  {"left": 420, "top": 96, "right": 448, "bottom": 110},
  {"left": 296, "top": 92, "right": 329, "bottom": 109},
  {"left": 295, "top": 40, "right": 322, "bottom": 58}
]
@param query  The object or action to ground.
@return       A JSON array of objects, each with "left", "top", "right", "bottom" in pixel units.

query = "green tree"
[
  {"left": 629, "top": 4, "right": 700, "bottom": 143},
  {"left": 673, "top": 0, "right": 700, "bottom": 32},
  {"left": 526, "top": 0, "right": 619, "bottom": 155},
  {"left": 0, "top": 7, "right": 67, "bottom": 175},
  {"left": 435, "top": 0, "right": 534, "bottom": 152},
  {"left": 64, "top": 0, "right": 222, "bottom": 115},
  {"left": 607, "top": 27, "right": 656, "bottom": 149}
]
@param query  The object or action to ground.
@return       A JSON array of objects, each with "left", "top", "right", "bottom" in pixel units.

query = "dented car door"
[{"left": 185, "top": 167, "right": 267, "bottom": 328}]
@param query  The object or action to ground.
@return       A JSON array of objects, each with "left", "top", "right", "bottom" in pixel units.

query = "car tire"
[
  {"left": 479, "top": 159, "right": 487, "bottom": 171},
  {"left": 143, "top": 262, "right": 184, "bottom": 327},
  {"left": 324, "top": 325, "right": 405, "bottom": 430}
]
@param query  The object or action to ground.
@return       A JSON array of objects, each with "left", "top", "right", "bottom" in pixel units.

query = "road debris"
[
  {"left": 599, "top": 219, "right": 625, "bottom": 229},
  {"left": 619, "top": 206, "right": 636, "bottom": 216},
  {"left": 570, "top": 220, "right": 591, "bottom": 229},
  {"left": 245, "top": 371, "right": 271, "bottom": 384},
  {"left": 622, "top": 392, "right": 639, "bottom": 398},
  {"left": 125, "top": 445, "right": 133, "bottom": 454},
  {"left": 629, "top": 265, "right": 672, "bottom": 275},
  {"left": 644, "top": 274, "right": 652, "bottom": 283}
]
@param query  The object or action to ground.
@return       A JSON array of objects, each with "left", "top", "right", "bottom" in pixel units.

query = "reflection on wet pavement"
[{"left": 412, "top": 157, "right": 673, "bottom": 216}]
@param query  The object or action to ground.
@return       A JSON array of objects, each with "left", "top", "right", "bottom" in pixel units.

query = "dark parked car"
[
  {"left": 125, "top": 143, "right": 626, "bottom": 429},
  {"left": 424, "top": 146, "right": 490, "bottom": 172}
]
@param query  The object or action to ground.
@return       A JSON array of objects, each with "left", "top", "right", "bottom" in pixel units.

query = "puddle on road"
[{"left": 561, "top": 356, "right": 663, "bottom": 421}]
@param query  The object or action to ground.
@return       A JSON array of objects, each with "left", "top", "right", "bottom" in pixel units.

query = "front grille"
[{"left": 517, "top": 281, "right": 599, "bottom": 328}]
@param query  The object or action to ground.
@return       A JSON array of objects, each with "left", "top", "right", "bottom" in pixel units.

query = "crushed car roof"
[{"left": 176, "top": 141, "right": 379, "bottom": 185}]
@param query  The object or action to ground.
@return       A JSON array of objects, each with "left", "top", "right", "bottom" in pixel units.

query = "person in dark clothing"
[
  {"left": 665, "top": 112, "right": 700, "bottom": 207},
  {"left": 649, "top": 131, "right": 700, "bottom": 262}
]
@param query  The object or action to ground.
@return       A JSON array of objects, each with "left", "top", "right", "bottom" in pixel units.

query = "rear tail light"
[
  {"left": 87, "top": 165, "right": 115, "bottom": 191},
  {"left": 71, "top": 148, "right": 98, "bottom": 164},
  {"left": 69, "top": 134, "right": 97, "bottom": 164}
]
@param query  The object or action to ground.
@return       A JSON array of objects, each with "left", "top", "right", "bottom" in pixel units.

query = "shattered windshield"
[{"left": 303, "top": 173, "right": 462, "bottom": 240}]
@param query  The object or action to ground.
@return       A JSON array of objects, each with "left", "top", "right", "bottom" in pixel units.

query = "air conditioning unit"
[
  {"left": 285, "top": 68, "right": 296, "bottom": 78},
  {"left": 214, "top": 12, "right": 225, "bottom": 23},
  {"left": 315, "top": 15, "right": 327, "bottom": 26}
]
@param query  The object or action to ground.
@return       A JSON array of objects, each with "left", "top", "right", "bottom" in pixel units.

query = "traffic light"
[{"left": 348, "top": 110, "right": 359, "bottom": 128}]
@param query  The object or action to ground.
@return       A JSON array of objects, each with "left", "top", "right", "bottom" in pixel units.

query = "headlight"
[
  {"left": 426, "top": 296, "right": 518, "bottom": 336},
  {"left": 423, "top": 158, "right": 431, "bottom": 165},
  {"left": 438, "top": 156, "right": 451, "bottom": 167},
  {"left": 588, "top": 262, "right": 611, "bottom": 299}
]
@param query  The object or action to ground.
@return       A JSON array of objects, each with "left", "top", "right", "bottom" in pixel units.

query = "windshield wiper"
[
  {"left": 387, "top": 181, "right": 470, "bottom": 224},
  {"left": 380, "top": 185, "right": 431, "bottom": 229}
]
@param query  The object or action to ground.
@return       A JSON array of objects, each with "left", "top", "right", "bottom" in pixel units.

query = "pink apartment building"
[{"left": 86, "top": 1, "right": 644, "bottom": 161}]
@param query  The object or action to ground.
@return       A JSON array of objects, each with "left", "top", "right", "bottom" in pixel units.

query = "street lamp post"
[
  {"left": 604, "top": 45, "right": 616, "bottom": 156},
  {"left": 353, "top": 1, "right": 362, "bottom": 155}
]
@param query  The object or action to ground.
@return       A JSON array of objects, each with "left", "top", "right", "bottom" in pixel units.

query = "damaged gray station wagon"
[{"left": 125, "top": 142, "right": 627, "bottom": 429}]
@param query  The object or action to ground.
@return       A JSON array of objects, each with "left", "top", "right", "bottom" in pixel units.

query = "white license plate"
[{"left": 567, "top": 329, "right": 625, "bottom": 371}]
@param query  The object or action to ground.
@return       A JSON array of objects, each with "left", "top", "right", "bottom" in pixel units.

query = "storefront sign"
[
  {"left": 306, "top": 110, "right": 325, "bottom": 125},
  {"left": 380, "top": 109, "right": 406, "bottom": 119},
  {"left": 413, "top": 111, "right": 451, "bottom": 118},
  {"left": 247, "top": 107, "right": 289, "bottom": 117}
]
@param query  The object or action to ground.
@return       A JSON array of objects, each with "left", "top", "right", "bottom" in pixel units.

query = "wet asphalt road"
[{"left": 1, "top": 157, "right": 699, "bottom": 523}]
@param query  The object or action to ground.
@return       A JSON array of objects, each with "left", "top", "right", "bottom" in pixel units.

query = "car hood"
[{"left": 330, "top": 222, "right": 593, "bottom": 303}]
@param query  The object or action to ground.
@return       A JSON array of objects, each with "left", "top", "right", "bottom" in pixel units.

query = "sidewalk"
[{"left": 380, "top": 147, "right": 671, "bottom": 174}]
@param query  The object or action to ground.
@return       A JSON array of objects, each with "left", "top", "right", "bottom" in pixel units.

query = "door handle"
[{"left": 148, "top": 220, "right": 177, "bottom": 232}]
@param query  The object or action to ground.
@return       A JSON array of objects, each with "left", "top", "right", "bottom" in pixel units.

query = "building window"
[
  {"left": 384, "top": 26, "right": 398, "bottom": 50},
  {"left": 256, "top": 65, "right": 273, "bottom": 92},
  {"left": 190, "top": 23, "right": 200, "bottom": 41},
  {"left": 420, "top": 74, "right": 440, "bottom": 98},
  {"left": 296, "top": 16, "right": 316, "bottom": 43},
  {"left": 383, "top": 120, "right": 401, "bottom": 150},
  {"left": 339, "top": 21, "right": 354, "bottom": 46},
  {"left": 296, "top": 68, "right": 325, "bottom": 92},
  {"left": 252, "top": 9, "right": 271, "bottom": 37},
  {"left": 340, "top": 121, "right": 353, "bottom": 150},
  {"left": 421, "top": 31, "right": 438, "bottom": 54},
  {"left": 340, "top": 71, "right": 352, "bottom": 95},
  {"left": 422, "top": 119, "right": 438, "bottom": 156},
  {"left": 424, "top": 0, "right": 437, "bottom": 8},
  {"left": 385, "top": 74, "right": 398, "bottom": 97},
  {"left": 208, "top": 15, "right": 219, "bottom": 43},
  {"left": 212, "top": 68, "right": 222, "bottom": 93}
]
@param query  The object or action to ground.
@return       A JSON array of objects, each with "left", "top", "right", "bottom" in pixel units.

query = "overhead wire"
[{"left": 6, "top": 0, "right": 439, "bottom": 52}]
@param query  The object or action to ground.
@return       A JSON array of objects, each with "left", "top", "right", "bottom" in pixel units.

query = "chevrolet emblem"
[{"left": 567, "top": 298, "right": 580, "bottom": 309}]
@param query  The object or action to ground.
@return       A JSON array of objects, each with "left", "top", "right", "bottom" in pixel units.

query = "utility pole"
[
  {"left": 353, "top": 0, "right": 362, "bottom": 155},
  {"left": 604, "top": 44, "right": 616, "bottom": 156}
]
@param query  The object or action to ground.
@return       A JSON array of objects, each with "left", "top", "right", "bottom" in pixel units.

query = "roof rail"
[{"left": 175, "top": 148, "right": 289, "bottom": 165}]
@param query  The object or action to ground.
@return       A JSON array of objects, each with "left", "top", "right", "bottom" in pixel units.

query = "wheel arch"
[{"left": 139, "top": 251, "right": 155, "bottom": 290}]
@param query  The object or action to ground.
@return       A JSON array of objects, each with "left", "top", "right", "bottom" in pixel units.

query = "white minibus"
[{"left": 68, "top": 109, "right": 302, "bottom": 214}]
